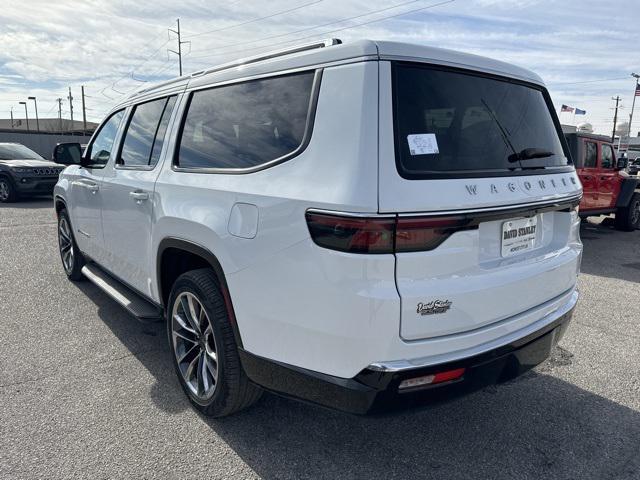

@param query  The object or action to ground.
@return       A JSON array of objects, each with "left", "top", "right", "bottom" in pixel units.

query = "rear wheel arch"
[{"left": 157, "top": 238, "right": 243, "bottom": 348}]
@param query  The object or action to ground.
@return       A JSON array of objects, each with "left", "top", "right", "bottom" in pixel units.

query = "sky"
[{"left": 0, "top": 0, "right": 639, "bottom": 135}]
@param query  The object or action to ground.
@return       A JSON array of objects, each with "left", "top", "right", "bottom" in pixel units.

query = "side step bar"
[{"left": 81, "top": 264, "right": 163, "bottom": 322}]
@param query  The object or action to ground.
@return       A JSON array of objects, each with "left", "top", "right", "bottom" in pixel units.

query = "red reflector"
[
  {"left": 431, "top": 367, "right": 466, "bottom": 384},
  {"left": 398, "top": 367, "right": 466, "bottom": 391}
]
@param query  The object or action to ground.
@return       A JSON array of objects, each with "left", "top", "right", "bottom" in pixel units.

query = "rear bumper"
[{"left": 239, "top": 291, "right": 577, "bottom": 415}]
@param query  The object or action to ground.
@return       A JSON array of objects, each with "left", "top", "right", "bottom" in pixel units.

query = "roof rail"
[{"left": 190, "top": 38, "right": 342, "bottom": 78}]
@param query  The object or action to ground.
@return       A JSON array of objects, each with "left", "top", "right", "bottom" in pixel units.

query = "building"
[{"left": 0, "top": 117, "right": 98, "bottom": 135}]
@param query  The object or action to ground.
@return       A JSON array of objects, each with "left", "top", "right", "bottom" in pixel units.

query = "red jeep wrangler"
[{"left": 565, "top": 132, "right": 640, "bottom": 230}]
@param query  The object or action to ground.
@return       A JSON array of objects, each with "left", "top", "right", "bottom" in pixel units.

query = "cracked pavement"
[{"left": 0, "top": 199, "right": 639, "bottom": 479}]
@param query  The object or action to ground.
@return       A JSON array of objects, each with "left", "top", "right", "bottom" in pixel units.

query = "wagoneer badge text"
[{"left": 417, "top": 300, "right": 452, "bottom": 316}]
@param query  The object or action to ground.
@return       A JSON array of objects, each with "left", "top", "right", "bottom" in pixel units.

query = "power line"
[
  {"left": 188, "top": 0, "right": 454, "bottom": 61},
  {"left": 549, "top": 76, "right": 631, "bottom": 86},
  {"left": 183, "top": 0, "right": 323, "bottom": 40}
]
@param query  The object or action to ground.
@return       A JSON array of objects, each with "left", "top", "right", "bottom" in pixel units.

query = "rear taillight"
[
  {"left": 306, "top": 212, "right": 474, "bottom": 254},
  {"left": 305, "top": 212, "right": 395, "bottom": 254},
  {"left": 395, "top": 216, "right": 472, "bottom": 252}
]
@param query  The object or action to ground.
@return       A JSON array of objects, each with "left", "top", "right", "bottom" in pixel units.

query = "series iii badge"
[{"left": 417, "top": 300, "right": 452, "bottom": 316}]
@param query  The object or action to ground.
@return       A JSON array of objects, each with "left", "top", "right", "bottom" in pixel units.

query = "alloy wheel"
[
  {"left": 631, "top": 199, "right": 640, "bottom": 226},
  {"left": 58, "top": 217, "right": 75, "bottom": 274},
  {"left": 171, "top": 291, "right": 219, "bottom": 401},
  {"left": 0, "top": 180, "right": 9, "bottom": 201}
]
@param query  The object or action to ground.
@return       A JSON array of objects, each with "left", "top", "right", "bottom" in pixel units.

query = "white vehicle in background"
[{"left": 52, "top": 39, "right": 582, "bottom": 416}]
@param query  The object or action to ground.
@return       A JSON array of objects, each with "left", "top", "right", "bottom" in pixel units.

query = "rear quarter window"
[
  {"left": 176, "top": 71, "right": 317, "bottom": 171},
  {"left": 392, "top": 63, "right": 570, "bottom": 179}
]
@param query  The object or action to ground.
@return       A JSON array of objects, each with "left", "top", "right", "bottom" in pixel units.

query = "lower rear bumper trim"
[{"left": 239, "top": 293, "right": 577, "bottom": 415}]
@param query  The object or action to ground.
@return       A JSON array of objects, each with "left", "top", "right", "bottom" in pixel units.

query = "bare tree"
[{"left": 616, "top": 121, "right": 630, "bottom": 137}]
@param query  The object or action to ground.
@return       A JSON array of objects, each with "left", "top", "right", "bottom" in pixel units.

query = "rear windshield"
[{"left": 393, "top": 63, "right": 569, "bottom": 179}]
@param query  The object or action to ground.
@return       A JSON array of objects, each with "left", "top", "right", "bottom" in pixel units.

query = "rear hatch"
[{"left": 379, "top": 61, "right": 582, "bottom": 341}]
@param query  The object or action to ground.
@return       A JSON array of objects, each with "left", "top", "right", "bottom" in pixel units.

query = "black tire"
[
  {"left": 57, "top": 209, "right": 85, "bottom": 280},
  {"left": 167, "top": 268, "right": 262, "bottom": 417},
  {"left": 0, "top": 176, "right": 17, "bottom": 203},
  {"left": 614, "top": 193, "right": 640, "bottom": 231}
]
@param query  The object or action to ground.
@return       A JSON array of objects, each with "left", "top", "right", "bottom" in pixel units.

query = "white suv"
[{"left": 53, "top": 39, "right": 582, "bottom": 416}]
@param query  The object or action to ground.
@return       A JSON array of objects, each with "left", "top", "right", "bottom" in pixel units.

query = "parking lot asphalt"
[{"left": 0, "top": 199, "right": 639, "bottom": 480}]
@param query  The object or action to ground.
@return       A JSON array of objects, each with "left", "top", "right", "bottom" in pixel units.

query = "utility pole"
[
  {"left": 626, "top": 73, "right": 640, "bottom": 146},
  {"left": 68, "top": 87, "right": 74, "bottom": 128},
  {"left": 57, "top": 98, "right": 63, "bottom": 132},
  {"left": 81, "top": 86, "right": 87, "bottom": 135},
  {"left": 168, "top": 19, "right": 190, "bottom": 76},
  {"left": 611, "top": 95, "right": 621, "bottom": 143},
  {"left": 10, "top": 107, "right": 13, "bottom": 129}
]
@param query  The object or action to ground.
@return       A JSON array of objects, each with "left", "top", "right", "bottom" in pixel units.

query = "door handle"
[
  {"left": 600, "top": 176, "right": 608, "bottom": 181},
  {"left": 72, "top": 180, "right": 99, "bottom": 193},
  {"left": 129, "top": 191, "right": 149, "bottom": 202}
]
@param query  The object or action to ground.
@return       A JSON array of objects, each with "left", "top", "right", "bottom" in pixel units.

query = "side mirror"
[
  {"left": 616, "top": 157, "right": 628, "bottom": 170},
  {"left": 53, "top": 142, "right": 82, "bottom": 165}
]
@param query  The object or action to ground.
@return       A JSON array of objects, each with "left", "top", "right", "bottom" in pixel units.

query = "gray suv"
[{"left": 0, "top": 143, "right": 64, "bottom": 202}]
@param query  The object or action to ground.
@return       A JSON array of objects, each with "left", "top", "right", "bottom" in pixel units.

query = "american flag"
[
  {"left": 635, "top": 84, "right": 640, "bottom": 97},
  {"left": 561, "top": 104, "right": 574, "bottom": 113}
]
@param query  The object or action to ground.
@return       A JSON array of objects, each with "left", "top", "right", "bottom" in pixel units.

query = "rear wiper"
[{"left": 508, "top": 148, "right": 555, "bottom": 163}]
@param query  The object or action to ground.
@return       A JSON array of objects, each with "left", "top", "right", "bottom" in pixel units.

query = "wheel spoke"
[
  {"left": 185, "top": 352, "right": 200, "bottom": 385},
  {"left": 180, "top": 295, "right": 200, "bottom": 334},
  {"left": 173, "top": 313, "right": 197, "bottom": 336},
  {"left": 187, "top": 294, "right": 200, "bottom": 329},
  {"left": 200, "top": 353, "right": 211, "bottom": 393},
  {"left": 177, "top": 343, "right": 199, "bottom": 364},
  {"left": 205, "top": 353, "right": 218, "bottom": 381}
]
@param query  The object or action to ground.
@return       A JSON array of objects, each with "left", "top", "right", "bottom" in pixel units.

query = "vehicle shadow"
[
  {"left": 0, "top": 197, "right": 53, "bottom": 209},
  {"left": 74, "top": 280, "right": 640, "bottom": 480},
  {"left": 580, "top": 217, "right": 640, "bottom": 283}
]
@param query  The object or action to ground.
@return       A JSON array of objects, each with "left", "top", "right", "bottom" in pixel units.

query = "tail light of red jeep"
[{"left": 305, "top": 212, "right": 473, "bottom": 254}]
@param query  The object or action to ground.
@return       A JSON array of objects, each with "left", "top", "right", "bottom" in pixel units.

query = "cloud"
[{"left": 0, "top": 0, "right": 638, "bottom": 134}]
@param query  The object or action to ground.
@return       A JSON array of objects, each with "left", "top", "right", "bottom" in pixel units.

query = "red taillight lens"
[
  {"left": 305, "top": 212, "right": 395, "bottom": 254},
  {"left": 306, "top": 212, "right": 476, "bottom": 254},
  {"left": 395, "top": 216, "right": 471, "bottom": 252}
]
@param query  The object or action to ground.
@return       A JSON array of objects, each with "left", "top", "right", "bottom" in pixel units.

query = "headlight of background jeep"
[{"left": 10, "top": 167, "right": 32, "bottom": 173}]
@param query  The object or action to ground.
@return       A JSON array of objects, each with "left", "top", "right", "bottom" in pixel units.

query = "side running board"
[{"left": 81, "top": 264, "right": 163, "bottom": 322}]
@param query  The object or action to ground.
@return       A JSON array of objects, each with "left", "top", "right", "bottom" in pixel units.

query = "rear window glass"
[
  {"left": 393, "top": 63, "right": 569, "bottom": 178},
  {"left": 177, "top": 71, "right": 315, "bottom": 170}
]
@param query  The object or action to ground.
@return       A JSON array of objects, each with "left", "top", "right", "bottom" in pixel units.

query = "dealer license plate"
[{"left": 501, "top": 216, "right": 538, "bottom": 257}]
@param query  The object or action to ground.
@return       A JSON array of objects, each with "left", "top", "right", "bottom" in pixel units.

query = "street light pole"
[
  {"left": 28, "top": 96, "right": 40, "bottom": 132},
  {"left": 18, "top": 101, "right": 29, "bottom": 132}
]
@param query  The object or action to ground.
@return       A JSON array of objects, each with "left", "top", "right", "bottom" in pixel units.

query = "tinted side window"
[
  {"left": 86, "top": 110, "right": 125, "bottom": 166},
  {"left": 150, "top": 96, "right": 177, "bottom": 167},
  {"left": 601, "top": 144, "right": 614, "bottom": 169},
  {"left": 177, "top": 71, "right": 315, "bottom": 170},
  {"left": 584, "top": 141, "right": 597, "bottom": 168},
  {"left": 119, "top": 96, "right": 176, "bottom": 168}
]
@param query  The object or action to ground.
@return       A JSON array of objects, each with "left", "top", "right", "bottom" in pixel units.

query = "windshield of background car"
[
  {"left": 0, "top": 144, "right": 43, "bottom": 160},
  {"left": 393, "top": 62, "right": 570, "bottom": 179}
]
